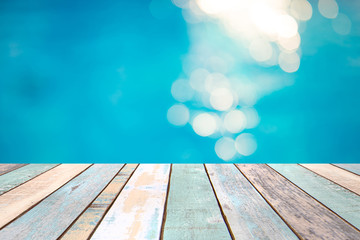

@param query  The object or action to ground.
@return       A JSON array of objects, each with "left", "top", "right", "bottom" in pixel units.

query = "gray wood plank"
[
  {"left": 206, "top": 164, "right": 297, "bottom": 240},
  {"left": 270, "top": 164, "right": 360, "bottom": 229},
  {"left": 236, "top": 164, "right": 360, "bottom": 240}
]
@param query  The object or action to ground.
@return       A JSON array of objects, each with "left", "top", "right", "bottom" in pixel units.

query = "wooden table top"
[{"left": 0, "top": 163, "right": 359, "bottom": 240}]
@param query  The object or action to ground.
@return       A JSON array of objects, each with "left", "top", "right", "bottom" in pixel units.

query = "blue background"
[{"left": 0, "top": 0, "right": 359, "bottom": 163}]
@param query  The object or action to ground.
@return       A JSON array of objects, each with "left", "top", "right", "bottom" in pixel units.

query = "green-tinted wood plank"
[
  {"left": 60, "top": 164, "right": 138, "bottom": 240},
  {"left": 206, "top": 164, "right": 297, "bottom": 240},
  {"left": 0, "top": 164, "right": 27, "bottom": 176},
  {"left": 301, "top": 164, "right": 360, "bottom": 195},
  {"left": 0, "top": 164, "right": 91, "bottom": 228},
  {"left": 236, "top": 164, "right": 360, "bottom": 240},
  {"left": 334, "top": 164, "right": 360, "bottom": 176},
  {"left": 0, "top": 164, "right": 59, "bottom": 195},
  {"left": 269, "top": 164, "right": 360, "bottom": 229},
  {"left": 0, "top": 164, "right": 124, "bottom": 240},
  {"left": 163, "top": 164, "right": 231, "bottom": 240},
  {"left": 91, "top": 164, "right": 170, "bottom": 240}
]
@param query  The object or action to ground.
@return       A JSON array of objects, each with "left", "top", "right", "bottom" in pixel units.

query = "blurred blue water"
[{"left": 0, "top": 0, "right": 359, "bottom": 163}]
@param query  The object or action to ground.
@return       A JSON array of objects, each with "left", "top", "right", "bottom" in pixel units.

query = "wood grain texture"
[
  {"left": 0, "top": 164, "right": 124, "bottom": 240},
  {"left": 333, "top": 164, "right": 360, "bottom": 176},
  {"left": 301, "top": 164, "right": 360, "bottom": 195},
  {"left": 60, "top": 164, "right": 138, "bottom": 240},
  {"left": 236, "top": 164, "right": 360, "bottom": 240},
  {"left": 163, "top": 164, "right": 231, "bottom": 240},
  {"left": 0, "top": 164, "right": 59, "bottom": 195},
  {"left": 206, "top": 164, "right": 297, "bottom": 240},
  {"left": 0, "top": 164, "right": 90, "bottom": 229},
  {"left": 91, "top": 164, "right": 170, "bottom": 240},
  {"left": 270, "top": 164, "right": 360, "bottom": 229},
  {"left": 0, "top": 164, "right": 27, "bottom": 176}
]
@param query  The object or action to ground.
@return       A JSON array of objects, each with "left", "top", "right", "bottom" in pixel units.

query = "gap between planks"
[
  {"left": 236, "top": 164, "right": 360, "bottom": 240},
  {"left": 203, "top": 164, "right": 235, "bottom": 240},
  {"left": 0, "top": 164, "right": 92, "bottom": 230},
  {"left": 266, "top": 164, "right": 360, "bottom": 231},
  {"left": 59, "top": 164, "right": 139, "bottom": 240},
  {"left": 300, "top": 164, "right": 360, "bottom": 196},
  {"left": 159, "top": 164, "right": 173, "bottom": 240}
]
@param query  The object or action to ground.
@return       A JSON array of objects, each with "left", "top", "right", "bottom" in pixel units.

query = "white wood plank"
[{"left": 91, "top": 164, "right": 170, "bottom": 240}]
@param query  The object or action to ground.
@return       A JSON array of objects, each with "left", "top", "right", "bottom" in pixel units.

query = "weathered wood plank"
[
  {"left": 163, "top": 164, "right": 231, "bottom": 240},
  {"left": 236, "top": 164, "right": 360, "bottom": 240},
  {"left": 301, "top": 164, "right": 360, "bottom": 195},
  {"left": 0, "top": 164, "right": 91, "bottom": 229},
  {"left": 0, "top": 164, "right": 124, "bottom": 240},
  {"left": 205, "top": 164, "right": 297, "bottom": 240},
  {"left": 60, "top": 164, "right": 138, "bottom": 240},
  {"left": 333, "top": 164, "right": 360, "bottom": 176},
  {"left": 0, "top": 164, "right": 59, "bottom": 195},
  {"left": 270, "top": 164, "right": 360, "bottom": 229},
  {"left": 91, "top": 164, "right": 170, "bottom": 240},
  {"left": 0, "top": 164, "right": 27, "bottom": 176}
]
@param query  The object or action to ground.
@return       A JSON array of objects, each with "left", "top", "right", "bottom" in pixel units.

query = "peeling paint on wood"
[
  {"left": 0, "top": 164, "right": 123, "bottom": 240},
  {"left": 91, "top": 164, "right": 170, "bottom": 240},
  {"left": 269, "top": 164, "right": 360, "bottom": 229},
  {"left": 206, "top": 164, "right": 297, "bottom": 240},
  {"left": 60, "top": 164, "right": 138, "bottom": 240},
  {"left": 163, "top": 164, "right": 231, "bottom": 240},
  {"left": 0, "top": 164, "right": 91, "bottom": 229},
  {"left": 236, "top": 164, "right": 360, "bottom": 240}
]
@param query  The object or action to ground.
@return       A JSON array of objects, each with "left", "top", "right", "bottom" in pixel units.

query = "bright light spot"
[
  {"left": 278, "top": 51, "right": 300, "bottom": 73},
  {"left": 278, "top": 33, "right": 301, "bottom": 52},
  {"left": 251, "top": 4, "right": 278, "bottom": 36},
  {"left": 290, "top": 0, "right": 313, "bottom": 21},
  {"left": 215, "top": 137, "right": 236, "bottom": 160},
  {"left": 196, "top": 0, "right": 221, "bottom": 15},
  {"left": 249, "top": 39, "right": 273, "bottom": 62},
  {"left": 318, "top": 0, "right": 338, "bottom": 19},
  {"left": 167, "top": 104, "right": 190, "bottom": 126},
  {"left": 332, "top": 13, "right": 351, "bottom": 35},
  {"left": 189, "top": 68, "right": 210, "bottom": 91},
  {"left": 223, "top": 110, "right": 247, "bottom": 133},
  {"left": 206, "top": 56, "right": 229, "bottom": 73},
  {"left": 210, "top": 88, "right": 234, "bottom": 111},
  {"left": 205, "top": 73, "right": 229, "bottom": 92},
  {"left": 276, "top": 15, "right": 298, "bottom": 38},
  {"left": 171, "top": 79, "right": 194, "bottom": 102},
  {"left": 171, "top": 0, "right": 189, "bottom": 8},
  {"left": 242, "top": 107, "right": 260, "bottom": 128},
  {"left": 235, "top": 133, "right": 257, "bottom": 156},
  {"left": 192, "top": 113, "right": 218, "bottom": 136}
]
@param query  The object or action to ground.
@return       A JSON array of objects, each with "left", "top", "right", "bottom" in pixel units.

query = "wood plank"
[
  {"left": 0, "top": 164, "right": 59, "bottom": 195},
  {"left": 0, "top": 164, "right": 124, "bottom": 240},
  {"left": 91, "top": 164, "right": 170, "bottom": 240},
  {"left": 270, "top": 164, "right": 360, "bottom": 229},
  {"left": 0, "top": 164, "right": 27, "bottom": 176},
  {"left": 301, "top": 164, "right": 360, "bottom": 195},
  {"left": 60, "top": 164, "right": 138, "bottom": 240},
  {"left": 236, "top": 164, "right": 360, "bottom": 240},
  {"left": 333, "top": 164, "right": 360, "bottom": 176},
  {"left": 0, "top": 164, "right": 91, "bottom": 229},
  {"left": 205, "top": 164, "right": 297, "bottom": 240},
  {"left": 163, "top": 164, "right": 231, "bottom": 240}
]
